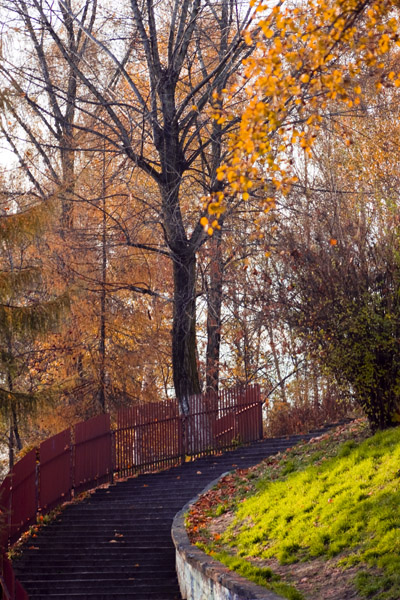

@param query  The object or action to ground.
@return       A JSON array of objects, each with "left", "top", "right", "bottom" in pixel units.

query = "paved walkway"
[{"left": 13, "top": 430, "right": 329, "bottom": 599}]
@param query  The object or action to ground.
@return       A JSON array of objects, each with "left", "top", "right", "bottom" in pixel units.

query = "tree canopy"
[{"left": 0, "top": 0, "right": 398, "bottom": 467}]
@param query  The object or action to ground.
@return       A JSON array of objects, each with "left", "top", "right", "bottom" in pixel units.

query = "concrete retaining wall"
[{"left": 171, "top": 476, "right": 285, "bottom": 600}]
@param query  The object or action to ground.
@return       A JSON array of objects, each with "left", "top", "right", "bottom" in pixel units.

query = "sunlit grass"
[{"left": 190, "top": 423, "right": 400, "bottom": 599}]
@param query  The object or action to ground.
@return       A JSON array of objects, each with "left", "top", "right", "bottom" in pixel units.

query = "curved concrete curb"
[{"left": 171, "top": 474, "right": 285, "bottom": 600}]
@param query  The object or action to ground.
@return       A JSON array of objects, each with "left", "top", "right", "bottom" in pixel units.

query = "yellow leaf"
[{"left": 209, "top": 202, "right": 224, "bottom": 214}]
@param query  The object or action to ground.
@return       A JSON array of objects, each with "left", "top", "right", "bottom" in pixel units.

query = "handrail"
[{"left": 0, "top": 384, "right": 262, "bottom": 599}]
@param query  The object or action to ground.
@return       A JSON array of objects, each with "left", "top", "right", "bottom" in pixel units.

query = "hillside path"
[{"left": 13, "top": 430, "right": 329, "bottom": 600}]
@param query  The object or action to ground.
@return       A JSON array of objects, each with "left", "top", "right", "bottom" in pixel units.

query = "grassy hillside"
[{"left": 185, "top": 421, "right": 400, "bottom": 600}]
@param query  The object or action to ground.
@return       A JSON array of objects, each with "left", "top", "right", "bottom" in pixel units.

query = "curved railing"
[
  {"left": 0, "top": 413, "right": 113, "bottom": 599},
  {"left": 0, "top": 384, "right": 262, "bottom": 599}
]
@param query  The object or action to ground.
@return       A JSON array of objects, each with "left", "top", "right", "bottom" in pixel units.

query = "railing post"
[
  {"left": 179, "top": 414, "right": 185, "bottom": 464},
  {"left": 257, "top": 385, "right": 264, "bottom": 440},
  {"left": 111, "top": 429, "right": 116, "bottom": 484}
]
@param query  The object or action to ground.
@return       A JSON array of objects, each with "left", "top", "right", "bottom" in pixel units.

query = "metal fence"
[
  {"left": 116, "top": 400, "right": 183, "bottom": 477},
  {"left": 0, "top": 384, "right": 262, "bottom": 599}
]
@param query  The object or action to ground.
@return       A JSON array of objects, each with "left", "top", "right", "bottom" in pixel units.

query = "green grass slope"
[{"left": 185, "top": 421, "right": 400, "bottom": 600}]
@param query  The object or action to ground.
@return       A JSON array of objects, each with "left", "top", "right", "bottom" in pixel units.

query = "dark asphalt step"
[
  {"left": 15, "top": 557, "right": 176, "bottom": 570},
  {"left": 29, "top": 529, "right": 175, "bottom": 539},
  {"left": 27, "top": 544, "right": 174, "bottom": 552},
  {"left": 26, "top": 594, "right": 181, "bottom": 600},
  {"left": 14, "top": 568, "right": 177, "bottom": 579},
  {"left": 16, "top": 545, "right": 177, "bottom": 556},
  {"left": 31, "top": 537, "right": 174, "bottom": 546},
  {"left": 17, "top": 579, "right": 180, "bottom": 591},
  {"left": 24, "top": 590, "right": 182, "bottom": 600},
  {"left": 42, "top": 526, "right": 172, "bottom": 535}
]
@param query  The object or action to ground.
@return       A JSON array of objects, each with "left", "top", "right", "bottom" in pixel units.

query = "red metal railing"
[
  {"left": 116, "top": 400, "right": 183, "bottom": 477},
  {"left": 74, "top": 414, "right": 113, "bottom": 493},
  {"left": 39, "top": 428, "right": 72, "bottom": 512},
  {"left": 0, "top": 384, "right": 262, "bottom": 599},
  {"left": 9, "top": 451, "right": 37, "bottom": 546}
]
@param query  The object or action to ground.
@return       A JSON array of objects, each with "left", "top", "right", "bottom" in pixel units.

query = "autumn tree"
[
  {"left": 0, "top": 0, "right": 258, "bottom": 409},
  {"left": 203, "top": 0, "right": 400, "bottom": 430},
  {"left": 0, "top": 0, "right": 107, "bottom": 417},
  {"left": 0, "top": 1, "right": 175, "bottom": 415}
]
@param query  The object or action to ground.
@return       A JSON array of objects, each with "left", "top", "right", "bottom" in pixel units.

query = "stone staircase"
[{"left": 12, "top": 426, "right": 339, "bottom": 600}]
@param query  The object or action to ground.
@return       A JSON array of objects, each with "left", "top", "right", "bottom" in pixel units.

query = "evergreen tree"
[{"left": 0, "top": 194, "right": 69, "bottom": 467}]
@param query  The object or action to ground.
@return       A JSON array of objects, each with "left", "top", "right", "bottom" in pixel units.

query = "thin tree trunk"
[
  {"left": 9, "top": 421, "right": 14, "bottom": 470},
  {"left": 98, "top": 146, "right": 107, "bottom": 412},
  {"left": 267, "top": 323, "right": 287, "bottom": 403},
  {"left": 6, "top": 335, "right": 22, "bottom": 458},
  {"left": 11, "top": 405, "right": 22, "bottom": 452},
  {"left": 313, "top": 364, "right": 320, "bottom": 410},
  {"left": 206, "top": 227, "right": 224, "bottom": 393},
  {"left": 60, "top": 147, "right": 75, "bottom": 231}
]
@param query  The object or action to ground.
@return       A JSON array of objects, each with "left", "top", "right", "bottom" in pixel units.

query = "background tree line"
[{"left": 0, "top": 0, "right": 398, "bottom": 470}]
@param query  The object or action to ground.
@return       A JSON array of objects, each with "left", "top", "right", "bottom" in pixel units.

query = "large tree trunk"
[
  {"left": 172, "top": 251, "right": 201, "bottom": 409},
  {"left": 158, "top": 106, "right": 202, "bottom": 407}
]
